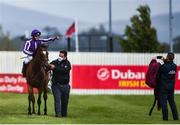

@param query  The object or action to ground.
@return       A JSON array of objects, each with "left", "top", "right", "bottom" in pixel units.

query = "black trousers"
[
  {"left": 160, "top": 89, "right": 178, "bottom": 120},
  {"left": 51, "top": 83, "right": 70, "bottom": 117}
]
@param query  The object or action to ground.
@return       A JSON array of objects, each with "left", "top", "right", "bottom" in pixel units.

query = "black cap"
[
  {"left": 168, "top": 52, "right": 174, "bottom": 56},
  {"left": 60, "top": 50, "right": 67, "bottom": 57},
  {"left": 167, "top": 52, "right": 174, "bottom": 61}
]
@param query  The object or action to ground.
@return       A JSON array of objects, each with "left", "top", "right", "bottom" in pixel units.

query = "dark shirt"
[
  {"left": 157, "top": 61, "right": 177, "bottom": 91},
  {"left": 50, "top": 59, "right": 71, "bottom": 84}
]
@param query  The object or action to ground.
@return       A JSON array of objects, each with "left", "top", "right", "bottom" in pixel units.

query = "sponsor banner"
[
  {"left": 0, "top": 73, "right": 27, "bottom": 93},
  {"left": 72, "top": 65, "right": 180, "bottom": 90},
  {"left": 1, "top": 65, "right": 180, "bottom": 93}
]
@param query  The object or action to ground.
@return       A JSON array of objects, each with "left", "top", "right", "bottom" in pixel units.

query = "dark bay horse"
[{"left": 25, "top": 46, "right": 49, "bottom": 115}]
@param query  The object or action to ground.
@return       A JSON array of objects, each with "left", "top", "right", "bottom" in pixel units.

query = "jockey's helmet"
[{"left": 31, "top": 29, "right": 41, "bottom": 37}]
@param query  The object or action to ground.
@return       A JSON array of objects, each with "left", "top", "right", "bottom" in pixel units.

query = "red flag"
[{"left": 66, "top": 22, "right": 75, "bottom": 37}]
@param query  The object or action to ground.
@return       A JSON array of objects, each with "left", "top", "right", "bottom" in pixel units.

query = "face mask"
[{"left": 58, "top": 56, "right": 63, "bottom": 62}]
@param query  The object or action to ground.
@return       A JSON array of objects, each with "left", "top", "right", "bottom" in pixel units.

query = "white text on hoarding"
[
  {"left": 0, "top": 85, "right": 24, "bottom": 93},
  {"left": 0, "top": 76, "right": 26, "bottom": 84},
  {"left": 112, "top": 69, "right": 145, "bottom": 80}
]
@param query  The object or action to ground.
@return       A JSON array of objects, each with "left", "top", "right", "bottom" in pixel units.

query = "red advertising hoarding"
[
  {"left": 0, "top": 74, "right": 28, "bottom": 93},
  {"left": 1, "top": 65, "right": 180, "bottom": 93},
  {"left": 72, "top": 65, "right": 180, "bottom": 90}
]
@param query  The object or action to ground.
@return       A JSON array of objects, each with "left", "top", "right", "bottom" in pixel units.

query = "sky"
[{"left": 1, "top": 0, "right": 180, "bottom": 23}]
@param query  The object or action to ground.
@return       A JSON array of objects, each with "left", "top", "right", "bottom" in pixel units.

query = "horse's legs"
[
  {"left": 43, "top": 90, "right": 48, "bottom": 115},
  {"left": 37, "top": 89, "right": 42, "bottom": 115},
  {"left": 32, "top": 93, "right": 35, "bottom": 114},
  {"left": 28, "top": 86, "right": 33, "bottom": 115},
  {"left": 28, "top": 94, "right": 32, "bottom": 115}
]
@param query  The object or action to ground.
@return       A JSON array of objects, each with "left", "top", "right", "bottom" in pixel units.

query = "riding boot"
[{"left": 22, "top": 63, "right": 27, "bottom": 77}]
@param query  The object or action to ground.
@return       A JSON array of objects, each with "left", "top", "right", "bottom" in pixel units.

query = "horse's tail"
[
  {"left": 149, "top": 88, "right": 161, "bottom": 116},
  {"left": 148, "top": 96, "right": 156, "bottom": 116}
]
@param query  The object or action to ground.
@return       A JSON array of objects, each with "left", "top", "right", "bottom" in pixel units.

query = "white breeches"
[{"left": 23, "top": 54, "right": 33, "bottom": 64}]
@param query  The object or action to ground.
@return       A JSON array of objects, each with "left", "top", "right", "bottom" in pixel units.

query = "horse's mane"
[
  {"left": 33, "top": 46, "right": 48, "bottom": 60},
  {"left": 33, "top": 46, "right": 43, "bottom": 58}
]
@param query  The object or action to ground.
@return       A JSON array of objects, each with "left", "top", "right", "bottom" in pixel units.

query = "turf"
[{"left": 0, "top": 92, "right": 180, "bottom": 124}]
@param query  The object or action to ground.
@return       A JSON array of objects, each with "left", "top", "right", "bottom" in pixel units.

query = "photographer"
[{"left": 157, "top": 52, "right": 179, "bottom": 121}]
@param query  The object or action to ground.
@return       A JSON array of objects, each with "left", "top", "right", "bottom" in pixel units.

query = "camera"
[{"left": 157, "top": 56, "right": 163, "bottom": 59}]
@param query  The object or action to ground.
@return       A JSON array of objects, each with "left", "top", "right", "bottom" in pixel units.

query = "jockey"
[{"left": 22, "top": 29, "right": 59, "bottom": 77}]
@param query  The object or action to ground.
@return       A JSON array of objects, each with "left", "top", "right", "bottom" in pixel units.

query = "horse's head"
[{"left": 33, "top": 46, "right": 49, "bottom": 64}]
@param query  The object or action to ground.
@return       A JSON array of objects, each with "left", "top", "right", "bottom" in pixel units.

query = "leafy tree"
[
  {"left": 161, "top": 42, "right": 169, "bottom": 53},
  {"left": 119, "top": 5, "right": 164, "bottom": 52},
  {"left": 0, "top": 26, "right": 16, "bottom": 51},
  {"left": 0, "top": 36, "right": 16, "bottom": 51},
  {"left": 0, "top": 25, "right": 5, "bottom": 38}
]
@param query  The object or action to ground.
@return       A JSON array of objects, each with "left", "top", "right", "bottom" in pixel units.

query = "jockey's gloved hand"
[
  {"left": 53, "top": 35, "right": 60, "bottom": 40},
  {"left": 55, "top": 35, "right": 60, "bottom": 40},
  {"left": 50, "top": 36, "right": 59, "bottom": 41}
]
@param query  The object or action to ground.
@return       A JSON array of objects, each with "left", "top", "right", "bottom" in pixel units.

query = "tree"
[
  {"left": 0, "top": 25, "right": 16, "bottom": 51},
  {"left": 0, "top": 25, "right": 5, "bottom": 38},
  {"left": 0, "top": 36, "right": 16, "bottom": 51},
  {"left": 119, "top": 5, "right": 164, "bottom": 52}
]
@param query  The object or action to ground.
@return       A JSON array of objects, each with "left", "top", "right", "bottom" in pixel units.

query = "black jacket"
[
  {"left": 157, "top": 61, "right": 177, "bottom": 91},
  {"left": 50, "top": 59, "right": 71, "bottom": 84}
]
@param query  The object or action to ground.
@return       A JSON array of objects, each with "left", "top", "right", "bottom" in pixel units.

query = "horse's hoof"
[
  {"left": 28, "top": 112, "right": 32, "bottom": 115},
  {"left": 44, "top": 113, "right": 47, "bottom": 115}
]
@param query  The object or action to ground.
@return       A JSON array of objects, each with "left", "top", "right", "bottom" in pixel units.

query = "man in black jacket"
[
  {"left": 49, "top": 50, "right": 71, "bottom": 117},
  {"left": 157, "top": 52, "right": 179, "bottom": 121}
]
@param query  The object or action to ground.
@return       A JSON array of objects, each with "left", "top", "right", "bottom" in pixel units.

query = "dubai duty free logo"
[{"left": 97, "top": 68, "right": 110, "bottom": 81}]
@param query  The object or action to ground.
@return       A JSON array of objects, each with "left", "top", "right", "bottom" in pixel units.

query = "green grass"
[{"left": 0, "top": 92, "right": 180, "bottom": 124}]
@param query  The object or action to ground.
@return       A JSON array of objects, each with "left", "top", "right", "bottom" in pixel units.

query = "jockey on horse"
[{"left": 22, "top": 29, "right": 59, "bottom": 77}]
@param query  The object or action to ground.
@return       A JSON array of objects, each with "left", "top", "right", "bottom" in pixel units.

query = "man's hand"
[{"left": 49, "top": 64, "right": 55, "bottom": 69}]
